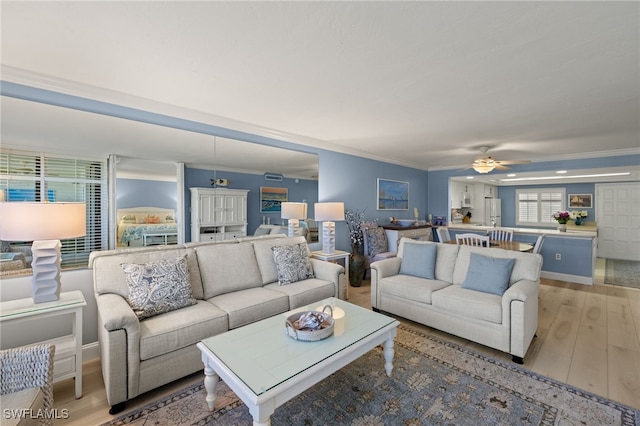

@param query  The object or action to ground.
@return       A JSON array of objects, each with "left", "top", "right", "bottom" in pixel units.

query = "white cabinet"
[
  {"left": 450, "top": 181, "right": 463, "bottom": 209},
  {"left": 191, "top": 188, "right": 249, "bottom": 242},
  {"left": 483, "top": 184, "right": 498, "bottom": 198}
]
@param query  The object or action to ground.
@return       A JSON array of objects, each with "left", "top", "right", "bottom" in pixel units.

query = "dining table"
[{"left": 445, "top": 239, "right": 534, "bottom": 253}]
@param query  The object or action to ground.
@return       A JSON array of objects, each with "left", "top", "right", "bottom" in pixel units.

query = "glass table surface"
[{"left": 200, "top": 298, "right": 396, "bottom": 396}]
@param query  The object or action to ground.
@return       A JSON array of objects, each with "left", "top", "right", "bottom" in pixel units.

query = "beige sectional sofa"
[
  {"left": 371, "top": 238, "right": 542, "bottom": 364},
  {"left": 89, "top": 235, "right": 344, "bottom": 413}
]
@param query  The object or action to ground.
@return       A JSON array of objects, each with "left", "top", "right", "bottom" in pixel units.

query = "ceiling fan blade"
[
  {"left": 495, "top": 160, "right": 531, "bottom": 165},
  {"left": 494, "top": 164, "right": 511, "bottom": 171}
]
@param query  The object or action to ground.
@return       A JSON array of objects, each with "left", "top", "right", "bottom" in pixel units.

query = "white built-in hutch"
[{"left": 190, "top": 187, "right": 249, "bottom": 242}]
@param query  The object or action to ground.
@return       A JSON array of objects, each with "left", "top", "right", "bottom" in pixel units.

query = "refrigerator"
[{"left": 485, "top": 199, "right": 502, "bottom": 227}]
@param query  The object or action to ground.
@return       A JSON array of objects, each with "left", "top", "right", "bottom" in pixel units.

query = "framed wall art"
[
  {"left": 260, "top": 186, "right": 288, "bottom": 213},
  {"left": 377, "top": 178, "right": 409, "bottom": 210},
  {"left": 568, "top": 193, "right": 592, "bottom": 208}
]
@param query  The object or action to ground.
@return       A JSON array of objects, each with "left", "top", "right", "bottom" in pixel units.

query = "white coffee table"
[{"left": 196, "top": 298, "right": 399, "bottom": 426}]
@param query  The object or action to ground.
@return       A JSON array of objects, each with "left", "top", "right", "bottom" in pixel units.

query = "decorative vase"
[
  {"left": 349, "top": 244, "right": 366, "bottom": 287},
  {"left": 558, "top": 224, "right": 567, "bottom": 232},
  {"left": 575, "top": 217, "right": 583, "bottom": 225}
]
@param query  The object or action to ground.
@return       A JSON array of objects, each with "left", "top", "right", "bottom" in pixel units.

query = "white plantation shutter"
[
  {"left": 0, "top": 150, "right": 105, "bottom": 269},
  {"left": 516, "top": 188, "right": 565, "bottom": 227}
]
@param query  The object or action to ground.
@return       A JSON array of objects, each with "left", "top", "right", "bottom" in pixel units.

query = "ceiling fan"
[{"left": 463, "top": 146, "right": 531, "bottom": 174}]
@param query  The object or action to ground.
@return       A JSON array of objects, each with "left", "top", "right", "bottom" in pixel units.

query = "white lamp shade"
[
  {"left": 281, "top": 202, "right": 307, "bottom": 219},
  {"left": 314, "top": 202, "right": 345, "bottom": 221},
  {"left": 0, "top": 202, "right": 86, "bottom": 241}
]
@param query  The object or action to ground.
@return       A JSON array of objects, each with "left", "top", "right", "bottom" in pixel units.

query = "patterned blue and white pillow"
[
  {"left": 121, "top": 254, "right": 197, "bottom": 320},
  {"left": 366, "top": 227, "right": 388, "bottom": 257},
  {"left": 271, "top": 243, "right": 315, "bottom": 285}
]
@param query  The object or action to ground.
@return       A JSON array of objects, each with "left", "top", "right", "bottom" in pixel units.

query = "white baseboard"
[
  {"left": 541, "top": 271, "right": 594, "bottom": 285},
  {"left": 82, "top": 342, "right": 100, "bottom": 362}
]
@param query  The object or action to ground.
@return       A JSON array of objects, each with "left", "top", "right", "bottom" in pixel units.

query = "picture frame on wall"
[
  {"left": 568, "top": 193, "right": 592, "bottom": 208},
  {"left": 260, "top": 186, "right": 288, "bottom": 213},
  {"left": 377, "top": 178, "right": 409, "bottom": 210}
]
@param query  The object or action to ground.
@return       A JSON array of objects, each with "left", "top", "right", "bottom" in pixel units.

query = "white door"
[{"left": 596, "top": 183, "right": 640, "bottom": 261}]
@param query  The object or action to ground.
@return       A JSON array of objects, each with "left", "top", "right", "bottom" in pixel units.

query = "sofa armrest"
[
  {"left": 95, "top": 293, "right": 141, "bottom": 407},
  {"left": 309, "top": 258, "right": 346, "bottom": 299},
  {"left": 370, "top": 257, "right": 403, "bottom": 309},
  {"left": 502, "top": 280, "right": 539, "bottom": 358}
]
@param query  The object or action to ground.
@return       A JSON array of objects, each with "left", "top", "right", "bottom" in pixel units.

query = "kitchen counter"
[{"left": 447, "top": 223, "right": 597, "bottom": 238}]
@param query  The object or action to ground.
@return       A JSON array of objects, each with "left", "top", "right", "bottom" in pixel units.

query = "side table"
[
  {"left": 310, "top": 250, "right": 350, "bottom": 300},
  {"left": 0, "top": 290, "right": 86, "bottom": 399}
]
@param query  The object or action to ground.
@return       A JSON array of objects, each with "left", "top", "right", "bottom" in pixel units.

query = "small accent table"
[
  {"left": 0, "top": 290, "right": 86, "bottom": 399},
  {"left": 310, "top": 250, "right": 350, "bottom": 300}
]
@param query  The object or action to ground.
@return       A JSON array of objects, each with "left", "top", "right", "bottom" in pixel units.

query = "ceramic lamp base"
[
  {"left": 287, "top": 219, "right": 299, "bottom": 237},
  {"left": 31, "top": 240, "right": 62, "bottom": 303},
  {"left": 321, "top": 221, "right": 336, "bottom": 254}
]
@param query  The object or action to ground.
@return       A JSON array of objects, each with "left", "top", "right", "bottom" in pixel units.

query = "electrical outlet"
[{"left": 555, "top": 253, "right": 561, "bottom": 260}]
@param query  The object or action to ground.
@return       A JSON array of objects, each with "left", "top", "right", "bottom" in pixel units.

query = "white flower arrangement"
[{"left": 570, "top": 210, "right": 588, "bottom": 219}]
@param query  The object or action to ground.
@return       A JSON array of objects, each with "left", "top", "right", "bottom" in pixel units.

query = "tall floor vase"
[{"left": 349, "top": 244, "right": 365, "bottom": 287}]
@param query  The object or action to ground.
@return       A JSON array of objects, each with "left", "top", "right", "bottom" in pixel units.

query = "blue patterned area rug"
[
  {"left": 105, "top": 326, "right": 639, "bottom": 426},
  {"left": 605, "top": 259, "right": 640, "bottom": 289}
]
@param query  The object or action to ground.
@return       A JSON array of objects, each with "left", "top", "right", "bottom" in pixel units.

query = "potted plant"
[
  {"left": 570, "top": 210, "right": 588, "bottom": 225},
  {"left": 552, "top": 211, "right": 570, "bottom": 232}
]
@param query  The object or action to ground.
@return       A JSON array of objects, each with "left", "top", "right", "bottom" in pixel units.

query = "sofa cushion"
[
  {"left": 271, "top": 243, "right": 315, "bottom": 285},
  {"left": 431, "top": 285, "right": 503, "bottom": 324},
  {"left": 398, "top": 239, "right": 459, "bottom": 283},
  {"left": 254, "top": 226, "right": 272, "bottom": 236},
  {"left": 452, "top": 246, "right": 542, "bottom": 286},
  {"left": 253, "top": 236, "right": 309, "bottom": 285},
  {"left": 196, "top": 242, "right": 264, "bottom": 299},
  {"left": 121, "top": 255, "right": 197, "bottom": 320},
  {"left": 264, "top": 278, "right": 335, "bottom": 309},
  {"left": 365, "top": 227, "right": 388, "bottom": 257},
  {"left": 400, "top": 242, "right": 436, "bottom": 279},
  {"left": 139, "top": 300, "right": 228, "bottom": 360},
  {"left": 208, "top": 287, "right": 290, "bottom": 329},
  {"left": 91, "top": 247, "right": 205, "bottom": 300},
  {"left": 379, "top": 275, "right": 451, "bottom": 305},
  {"left": 461, "top": 252, "right": 515, "bottom": 296}
]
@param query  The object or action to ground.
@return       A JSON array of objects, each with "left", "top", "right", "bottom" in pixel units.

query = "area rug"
[
  {"left": 104, "top": 326, "right": 639, "bottom": 426},
  {"left": 605, "top": 259, "right": 640, "bottom": 289}
]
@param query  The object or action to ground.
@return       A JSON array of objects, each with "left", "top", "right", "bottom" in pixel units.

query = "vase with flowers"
[
  {"left": 552, "top": 211, "right": 570, "bottom": 232},
  {"left": 570, "top": 210, "right": 588, "bottom": 225},
  {"left": 345, "top": 209, "right": 366, "bottom": 287}
]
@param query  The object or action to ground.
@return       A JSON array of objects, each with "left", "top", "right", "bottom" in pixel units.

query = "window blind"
[
  {"left": 516, "top": 188, "right": 564, "bottom": 227},
  {"left": 0, "top": 150, "right": 105, "bottom": 269}
]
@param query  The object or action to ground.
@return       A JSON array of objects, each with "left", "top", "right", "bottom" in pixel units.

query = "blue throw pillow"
[
  {"left": 400, "top": 243, "right": 437, "bottom": 279},
  {"left": 461, "top": 253, "right": 515, "bottom": 296}
]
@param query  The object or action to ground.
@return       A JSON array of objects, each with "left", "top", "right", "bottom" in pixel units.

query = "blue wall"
[
  {"left": 184, "top": 169, "right": 318, "bottom": 238},
  {"left": 116, "top": 178, "right": 177, "bottom": 209}
]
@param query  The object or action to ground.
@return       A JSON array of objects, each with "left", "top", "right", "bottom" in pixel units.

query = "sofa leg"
[
  {"left": 512, "top": 355, "right": 524, "bottom": 364},
  {"left": 109, "top": 402, "right": 126, "bottom": 415},
  {"left": 372, "top": 307, "right": 380, "bottom": 313}
]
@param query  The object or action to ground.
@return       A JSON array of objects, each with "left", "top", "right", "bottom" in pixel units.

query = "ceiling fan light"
[{"left": 472, "top": 164, "right": 495, "bottom": 173}]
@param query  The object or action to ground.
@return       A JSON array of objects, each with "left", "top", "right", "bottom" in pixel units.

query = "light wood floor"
[{"left": 52, "top": 259, "right": 640, "bottom": 424}]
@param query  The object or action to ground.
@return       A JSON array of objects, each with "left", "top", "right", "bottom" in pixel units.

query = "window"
[
  {"left": 516, "top": 188, "right": 565, "bottom": 227},
  {"left": 0, "top": 150, "right": 106, "bottom": 269}
]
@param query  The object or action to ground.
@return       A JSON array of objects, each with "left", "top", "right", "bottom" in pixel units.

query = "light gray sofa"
[
  {"left": 371, "top": 238, "right": 542, "bottom": 363},
  {"left": 89, "top": 235, "right": 344, "bottom": 414}
]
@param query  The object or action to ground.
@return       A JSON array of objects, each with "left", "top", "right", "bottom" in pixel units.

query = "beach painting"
[
  {"left": 377, "top": 178, "right": 409, "bottom": 210},
  {"left": 260, "top": 186, "right": 288, "bottom": 212}
]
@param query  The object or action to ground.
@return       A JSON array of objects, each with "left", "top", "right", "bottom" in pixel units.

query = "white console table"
[{"left": 0, "top": 290, "right": 86, "bottom": 399}]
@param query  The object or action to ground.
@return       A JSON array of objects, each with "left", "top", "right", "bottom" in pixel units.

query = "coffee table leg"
[
  {"left": 202, "top": 361, "right": 218, "bottom": 411},
  {"left": 383, "top": 334, "right": 396, "bottom": 377}
]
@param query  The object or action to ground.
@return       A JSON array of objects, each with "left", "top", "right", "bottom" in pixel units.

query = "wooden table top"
[{"left": 445, "top": 239, "right": 533, "bottom": 252}]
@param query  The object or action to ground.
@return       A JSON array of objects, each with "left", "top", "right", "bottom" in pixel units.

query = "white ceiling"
[{"left": 1, "top": 1, "right": 639, "bottom": 179}]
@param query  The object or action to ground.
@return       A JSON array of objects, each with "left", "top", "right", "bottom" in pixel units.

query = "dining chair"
[
  {"left": 436, "top": 227, "right": 451, "bottom": 243},
  {"left": 455, "top": 233, "right": 490, "bottom": 247},
  {"left": 487, "top": 228, "right": 514, "bottom": 241},
  {"left": 532, "top": 234, "right": 546, "bottom": 254}
]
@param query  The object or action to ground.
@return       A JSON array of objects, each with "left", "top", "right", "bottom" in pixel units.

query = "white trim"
[
  {"left": 541, "top": 271, "right": 593, "bottom": 285},
  {"left": 82, "top": 342, "right": 101, "bottom": 362}
]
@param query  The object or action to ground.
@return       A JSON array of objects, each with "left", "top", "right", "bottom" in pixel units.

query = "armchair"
[
  {"left": 0, "top": 344, "right": 55, "bottom": 426},
  {"left": 361, "top": 222, "right": 396, "bottom": 279}
]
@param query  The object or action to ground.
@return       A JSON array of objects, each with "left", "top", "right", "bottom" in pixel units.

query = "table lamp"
[
  {"left": 314, "top": 202, "right": 345, "bottom": 254},
  {"left": 281, "top": 202, "right": 307, "bottom": 237},
  {"left": 0, "top": 202, "right": 86, "bottom": 303}
]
